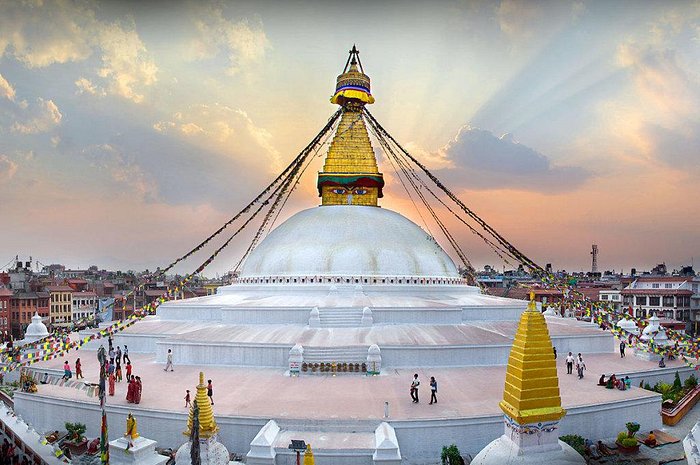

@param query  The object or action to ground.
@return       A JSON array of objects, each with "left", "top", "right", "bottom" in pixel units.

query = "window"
[
  {"left": 649, "top": 296, "right": 660, "bottom": 306},
  {"left": 636, "top": 296, "right": 647, "bottom": 306},
  {"left": 652, "top": 283, "right": 660, "bottom": 289},
  {"left": 665, "top": 283, "right": 673, "bottom": 289},
  {"left": 663, "top": 296, "right": 674, "bottom": 307}
]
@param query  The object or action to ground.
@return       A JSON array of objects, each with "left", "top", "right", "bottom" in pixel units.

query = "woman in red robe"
[
  {"left": 126, "top": 375, "right": 134, "bottom": 403},
  {"left": 134, "top": 376, "right": 142, "bottom": 404},
  {"left": 108, "top": 372, "right": 115, "bottom": 396}
]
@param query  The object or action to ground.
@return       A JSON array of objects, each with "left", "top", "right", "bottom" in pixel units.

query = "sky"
[{"left": 1, "top": 0, "right": 699, "bottom": 277}]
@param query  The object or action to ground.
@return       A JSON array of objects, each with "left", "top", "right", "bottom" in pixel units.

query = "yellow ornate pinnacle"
[
  {"left": 498, "top": 292, "right": 566, "bottom": 424},
  {"left": 184, "top": 372, "right": 219, "bottom": 439},
  {"left": 318, "top": 46, "right": 384, "bottom": 206}
]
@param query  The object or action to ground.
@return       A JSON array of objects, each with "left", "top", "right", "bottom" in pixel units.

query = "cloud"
[
  {"left": 495, "top": 0, "right": 583, "bottom": 41},
  {"left": 96, "top": 22, "right": 158, "bottom": 103},
  {"left": 153, "top": 103, "right": 281, "bottom": 168},
  {"left": 0, "top": 154, "right": 18, "bottom": 182},
  {"left": 81, "top": 143, "right": 157, "bottom": 201},
  {"left": 0, "top": 73, "right": 61, "bottom": 133},
  {"left": 0, "top": 73, "right": 16, "bottom": 101},
  {"left": 75, "top": 77, "right": 105, "bottom": 97},
  {"left": 188, "top": 4, "right": 270, "bottom": 74},
  {"left": 428, "top": 126, "right": 590, "bottom": 193},
  {"left": 0, "top": 1, "right": 157, "bottom": 103}
]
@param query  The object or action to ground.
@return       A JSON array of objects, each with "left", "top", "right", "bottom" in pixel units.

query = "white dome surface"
[
  {"left": 24, "top": 313, "right": 49, "bottom": 338},
  {"left": 240, "top": 206, "right": 459, "bottom": 278}
]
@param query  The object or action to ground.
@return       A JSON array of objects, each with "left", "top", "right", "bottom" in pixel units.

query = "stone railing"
[
  {"left": 234, "top": 275, "right": 467, "bottom": 286},
  {"left": 289, "top": 344, "right": 382, "bottom": 375}
]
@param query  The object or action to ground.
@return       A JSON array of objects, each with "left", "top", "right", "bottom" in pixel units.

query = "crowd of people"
[{"left": 0, "top": 438, "right": 30, "bottom": 465}]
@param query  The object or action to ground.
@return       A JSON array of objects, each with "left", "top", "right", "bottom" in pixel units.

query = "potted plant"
[
  {"left": 64, "top": 422, "right": 88, "bottom": 456},
  {"left": 615, "top": 422, "right": 640, "bottom": 454}
]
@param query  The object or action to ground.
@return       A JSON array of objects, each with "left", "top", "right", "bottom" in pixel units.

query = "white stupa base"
[
  {"left": 471, "top": 435, "right": 584, "bottom": 465},
  {"left": 109, "top": 436, "right": 168, "bottom": 465},
  {"left": 634, "top": 347, "right": 663, "bottom": 362}
]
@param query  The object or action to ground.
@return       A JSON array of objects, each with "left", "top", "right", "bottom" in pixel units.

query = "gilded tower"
[{"left": 317, "top": 45, "right": 384, "bottom": 206}]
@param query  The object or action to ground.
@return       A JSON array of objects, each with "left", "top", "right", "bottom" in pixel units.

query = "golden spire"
[
  {"left": 498, "top": 293, "right": 566, "bottom": 424},
  {"left": 184, "top": 372, "right": 219, "bottom": 439},
  {"left": 318, "top": 45, "right": 384, "bottom": 206}
]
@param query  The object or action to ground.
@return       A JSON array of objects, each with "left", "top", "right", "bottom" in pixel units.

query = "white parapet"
[
  {"left": 289, "top": 344, "right": 304, "bottom": 375},
  {"left": 362, "top": 306, "right": 374, "bottom": 326},
  {"left": 367, "top": 344, "right": 381, "bottom": 374},
  {"left": 246, "top": 420, "right": 280, "bottom": 465},
  {"left": 309, "top": 306, "right": 321, "bottom": 328},
  {"left": 373, "top": 422, "right": 401, "bottom": 465},
  {"left": 110, "top": 436, "right": 168, "bottom": 465}
]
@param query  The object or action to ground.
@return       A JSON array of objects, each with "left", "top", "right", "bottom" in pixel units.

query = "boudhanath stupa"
[{"left": 15, "top": 47, "right": 685, "bottom": 464}]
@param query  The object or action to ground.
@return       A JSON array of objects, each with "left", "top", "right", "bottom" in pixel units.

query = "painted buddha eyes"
[{"left": 331, "top": 187, "right": 368, "bottom": 195}]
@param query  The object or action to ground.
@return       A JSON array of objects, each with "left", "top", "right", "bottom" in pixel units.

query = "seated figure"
[{"left": 643, "top": 431, "right": 657, "bottom": 447}]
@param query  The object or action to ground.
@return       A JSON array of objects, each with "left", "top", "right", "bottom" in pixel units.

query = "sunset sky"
[{"left": 1, "top": 0, "right": 699, "bottom": 276}]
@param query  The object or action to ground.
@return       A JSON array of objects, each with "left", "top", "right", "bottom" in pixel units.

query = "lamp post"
[{"left": 288, "top": 439, "right": 306, "bottom": 465}]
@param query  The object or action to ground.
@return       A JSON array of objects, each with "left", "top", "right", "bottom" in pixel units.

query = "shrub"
[
  {"left": 621, "top": 437, "right": 638, "bottom": 447},
  {"left": 654, "top": 382, "right": 677, "bottom": 401},
  {"left": 644, "top": 382, "right": 652, "bottom": 391},
  {"left": 685, "top": 374, "right": 698, "bottom": 389},
  {"left": 559, "top": 435, "right": 585, "bottom": 456},
  {"left": 673, "top": 372, "right": 682, "bottom": 391},
  {"left": 625, "top": 422, "right": 640, "bottom": 437},
  {"left": 617, "top": 431, "right": 628, "bottom": 443},
  {"left": 441, "top": 444, "right": 464, "bottom": 465},
  {"left": 64, "top": 422, "right": 86, "bottom": 442}
]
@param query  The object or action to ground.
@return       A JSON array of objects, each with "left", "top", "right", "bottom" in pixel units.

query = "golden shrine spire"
[
  {"left": 498, "top": 294, "right": 566, "bottom": 424},
  {"left": 184, "top": 372, "right": 219, "bottom": 439},
  {"left": 318, "top": 45, "right": 384, "bottom": 206}
]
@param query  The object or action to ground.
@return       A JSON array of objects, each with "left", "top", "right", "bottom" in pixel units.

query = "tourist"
[
  {"left": 185, "top": 389, "right": 191, "bottom": 408},
  {"left": 108, "top": 335, "right": 113, "bottom": 351},
  {"left": 207, "top": 379, "right": 214, "bottom": 405},
  {"left": 659, "top": 357, "right": 666, "bottom": 368},
  {"left": 576, "top": 353, "right": 586, "bottom": 379},
  {"left": 135, "top": 376, "right": 142, "bottom": 404},
  {"left": 75, "top": 358, "right": 83, "bottom": 379},
  {"left": 565, "top": 352, "right": 574, "bottom": 375},
  {"left": 108, "top": 371, "right": 115, "bottom": 396},
  {"left": 126, "top": 375, "right": 135, "bottom": 403},
  {"left": 115, "top": 359, "right": 122, "bottom": 382},
  {"left": 126, "top": 360, "right": 132, "bottom": 379},
  {"left": 62, "top": 360, "right": 72, "bottom": 380},
  {"left": 598, "top": 374, "right": 606, "bottom": 386},
  {"left": 410, "top": 374, "right": 420, "bottom": 403},
  {"left": 108, "top": 346, "right": 115, "bottom": 365},
  {"left": 429, "top": 376, "right": 438, "bottom": 404},
  {"left": 116, "top": 346, "right": 122, "bottom": 364},
  {"left": 123, "top": 345, "right": 130, "bottom": 364},
  {"left": 108, "top": 360, "right": 115, "bottom": 377},
  {"left": 164, "top": 349, "right": 174, "bottom": 372},
  {"left": 553, "top": 346, "right": 557, "bottom": 360},
  {"left": 643, "top": 431, "right": 656, "bottom": 447},
  {"left": 619, "top": 340, "right": 626, "bottom": 358},
  {"left": 624, "top": 376, "right": 631, "bottom": 389}
]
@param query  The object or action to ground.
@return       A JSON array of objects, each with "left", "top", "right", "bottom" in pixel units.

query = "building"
[
  {"left": 46, "top": 285, "right": 74, "bottom": 325},
  {"left": 9, "top": 291, "right": 49, "bottom": 338},
  {"left": 598, "top": 289, "right": 622, "bottom": 313},
  {"left": 0, "top": 287, "right": 12, "bottom": 341},
  {"left": 621, "top": 276, "right": 697, "bottom": 325},
  {"left": 72, "top": 290, "right": 97, "bottom": 322}
]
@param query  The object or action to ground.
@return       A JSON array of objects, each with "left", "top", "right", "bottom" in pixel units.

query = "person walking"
[
  {"left": 429, "top": 376, "right": 438, "bottom": 404},
  {"left": 410, "top": 374, "right": 420, "bottom": 403},
  {"left": 115, "top": 359, "right": 122, "bottom": 382},
  {"left": 75, "top": 358, "right": 83, "bottom": 379},
  {"left": 116, "top": 346, "right": 122, "bottom": 364},
  {"left": 134, "top": 376, "right": 142, "bottom": 404},
  {"left": 108, "top": 346, "right": 115, "bottom": 365},
  {"left": 619, "top": 340, "right": 626, "bottom": 358},
  {"left": 553, "top": 347, "right": 557, "bottom": 360},
  {"left": 565, "top": 352, "right": 574, "bottom": 374},
  {"left": 62, "top": 361, "right": 72, "bottom": 380},
  {"left": 184, "top": 389, "right": 191, "bottom": 408},
  {"left": 576, "top": 353, "right": 586, "bottom": 379},
  {"left": 108, "top": 371, "right": 115, "bottom": 396},
  {"left": 164, "top": 349, "right": 174, "bottom": 372},
  {"left": 126, "top": 361, "right": 132, "bottom": 379},
  {"left": 207, "top": 379, "right": 214, "bottom": 405},
  {"left": 123, "top": 345, "right": 130, "bottom": 364}
]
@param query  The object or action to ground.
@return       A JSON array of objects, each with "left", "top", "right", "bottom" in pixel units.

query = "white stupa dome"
[
  {"left": 175, "top": 439, "right": 229, "bottom": 465},
  {"left": 24, "top": 313, "right": 49, "bottom": 340},
  {"left": 617, "top": 318, "right": 638, "bottom": 334},
  {"left": 240, "top": 205, "right": 459, "bottom": 278}
]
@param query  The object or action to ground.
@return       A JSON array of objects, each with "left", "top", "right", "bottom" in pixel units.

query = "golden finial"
[
  {"left": 526, "top": 290, "right": 538, "bottom": 312},
  {"left": 184, "top": 372, "right": 219, "bottom": 439}
]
